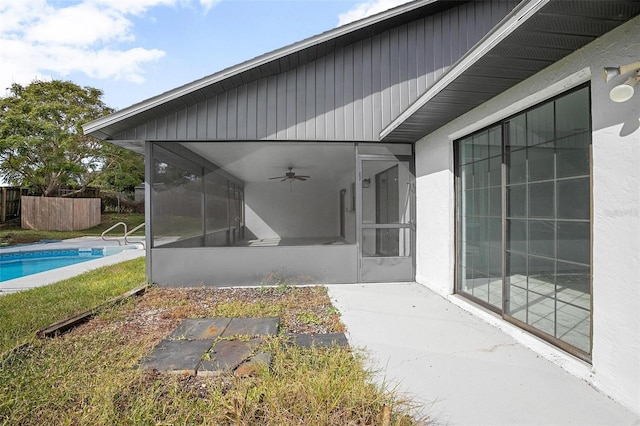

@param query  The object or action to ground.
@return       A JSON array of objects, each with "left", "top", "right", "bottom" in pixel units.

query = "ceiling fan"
[{"left": 269, "top": 167, "right": 310, "bottom": 182}]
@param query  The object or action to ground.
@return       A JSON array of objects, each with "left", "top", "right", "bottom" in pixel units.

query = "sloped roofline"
[
  {"left": 83, "top": 0, "right": 447, "bottom": 136},
  {"left": 380, "top": 0, "right": 547, "bottom": 140}
]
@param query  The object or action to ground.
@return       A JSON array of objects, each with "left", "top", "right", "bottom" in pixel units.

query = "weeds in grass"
[
  {"left": 296, "top": 311, "right": 323, "bottom": 326},
  {"left": 0, "top": 257, "right": 145, "bottom": 354},
  {"left": 0, "top": 332, "right": 423, "bottom": 425},
  {"left": 0, "top": 281, "right": 426, "bottom": 424}
]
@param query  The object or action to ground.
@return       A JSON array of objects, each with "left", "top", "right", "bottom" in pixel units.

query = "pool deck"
[{"left": 0, "top": 236, "right": 145, "bottom": 295}]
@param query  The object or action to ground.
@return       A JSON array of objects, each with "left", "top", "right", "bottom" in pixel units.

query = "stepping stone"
[
  {"left": 288, "top": 333, "right": 349, "bottom": 348},
  {"left": 234, "top": 352, "right": 273, "bottom": 377},
  {"left": 221, "top": 317, "right": 279, "bottom": 337},
  {"left": 167, "top": 318, "right": 231, "bottom": 341},
  {"left": 140, "top": 339, "right": 213, "bottom": 375},
  {"left": 197, "top": 337, "right": 263, "bottom": 376}
]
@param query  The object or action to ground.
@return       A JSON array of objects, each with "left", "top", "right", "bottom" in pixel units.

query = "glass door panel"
[{"left": 456, "top": 126, "right": 503, "bottom": 311}]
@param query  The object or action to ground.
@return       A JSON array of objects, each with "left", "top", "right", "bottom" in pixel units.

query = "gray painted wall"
[
  {"left": 152, "top": 245, "right": 358, "bottom": 285},
  {"left": 118, "top": 1, "right": 517, "bottom": 142}
]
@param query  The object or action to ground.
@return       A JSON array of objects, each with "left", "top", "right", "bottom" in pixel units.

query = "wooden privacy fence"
[
  {"left": 21, "top": 196, "right": 101, "bottom": 231},
  {"left": 1, "top": 187, "right": 28, "bottom": 223}
]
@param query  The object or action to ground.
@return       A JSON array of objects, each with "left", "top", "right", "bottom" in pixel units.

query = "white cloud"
[
  {"left": 199, "top": 0, "right": 222, "bottom": 14},
  {"left": 338, "top": 0, "right": 414, "bottom": 26},
  {"left": 26, "top": 3, "right": 134, "bottom": 46},
  {"left": 0, "top": 0, "right": 210, "bottom": 94},
  {"left": 90, "top": 0, "right": 177, "bottom": 16}
]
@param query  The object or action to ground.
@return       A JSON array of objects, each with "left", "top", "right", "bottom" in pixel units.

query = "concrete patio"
[{"left": 326, "top": 282, "right": 639, "bottom": 426}]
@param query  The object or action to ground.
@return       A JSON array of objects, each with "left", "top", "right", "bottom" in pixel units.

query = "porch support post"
[{"left": 144, "top": 141, "right": 153, "bottom": 284}]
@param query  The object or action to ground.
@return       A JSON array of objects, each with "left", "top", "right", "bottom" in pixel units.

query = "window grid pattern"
[
  {"left": 456, "top": 86, "right": 592, "bottom": 355},
  {"left": 457, "top": 125, "right": 503, "bottom": 309}
]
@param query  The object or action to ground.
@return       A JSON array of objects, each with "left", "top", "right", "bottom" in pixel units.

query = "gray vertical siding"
[{"left": 118, "top": 1, "right": 518, "bottom": 142}]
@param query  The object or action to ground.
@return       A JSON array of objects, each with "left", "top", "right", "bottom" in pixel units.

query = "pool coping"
[{"left": 0, "top": 237, "right": 145, "bottom": 295}]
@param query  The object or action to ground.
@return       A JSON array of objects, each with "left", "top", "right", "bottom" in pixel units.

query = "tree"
[{"left": 0, "top": 80, "right": 143, "bottom": 196}]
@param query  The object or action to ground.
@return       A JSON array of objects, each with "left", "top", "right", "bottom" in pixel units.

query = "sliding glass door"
[
  {"left": 456, "top": 125, "right": 503, "bottom": 310},
  {"left": 455, "top": 85, "right": 592, "bottom": 359}
]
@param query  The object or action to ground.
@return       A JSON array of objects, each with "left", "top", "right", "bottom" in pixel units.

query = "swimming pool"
[{"left": 0, "top": 247, "right": 124, "bottom": 282}]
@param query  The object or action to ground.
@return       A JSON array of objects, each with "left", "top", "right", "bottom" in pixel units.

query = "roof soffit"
[{"left": 380, "top": 0, "right": 640, "bottom": 142}]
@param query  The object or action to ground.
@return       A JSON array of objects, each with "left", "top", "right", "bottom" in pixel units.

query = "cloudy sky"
[{"left": 0, "top": 0, "right": 412, "bottom": 110}]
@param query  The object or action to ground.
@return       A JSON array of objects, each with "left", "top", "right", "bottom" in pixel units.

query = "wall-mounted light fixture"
[
  {"left": 603, "top": 60, "right": 640, "bottom": 103},
  {"left": 362, "top": 178, "right": 371, "bottom": 188}
]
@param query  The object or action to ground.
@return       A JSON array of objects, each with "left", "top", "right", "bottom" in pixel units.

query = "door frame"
[{"left": 356, "top": 151, "right": 415, "bottom": 283}]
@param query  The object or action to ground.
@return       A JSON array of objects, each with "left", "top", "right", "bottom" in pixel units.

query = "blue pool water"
[{"left": 0, "top": 248, "right": 107, "bottom": 282}]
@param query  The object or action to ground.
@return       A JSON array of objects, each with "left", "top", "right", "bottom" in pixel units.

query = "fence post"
[{"left": 1, "top": 187, "right": 6, "bottom": 223}]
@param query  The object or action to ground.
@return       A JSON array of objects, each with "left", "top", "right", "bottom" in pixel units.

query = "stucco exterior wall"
[{"left": 414, "top": 16, "right": 640, "bottom": 415}]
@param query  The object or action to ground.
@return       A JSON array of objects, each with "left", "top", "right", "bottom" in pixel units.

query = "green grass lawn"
[
  {"left": 0, "top": 213, "right": 145, "bottom": 246},
  {"left": 0, "top": 257, "right": 145, "bottom": 354},
  {"left": 0, "top": 263, "right": 427, "bottom": 425}
]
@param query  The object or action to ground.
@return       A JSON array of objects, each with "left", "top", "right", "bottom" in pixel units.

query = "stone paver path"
[
  {"left": 140, "top": 317, "right": 348, "bottom": 377},
  {"left": 140, "top": 317, "right": 278, "bottom": 376}
]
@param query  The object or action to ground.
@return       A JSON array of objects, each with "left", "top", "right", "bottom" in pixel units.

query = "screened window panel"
[{"left": 151, "top": 146, "right": 204, "bottom": 248}]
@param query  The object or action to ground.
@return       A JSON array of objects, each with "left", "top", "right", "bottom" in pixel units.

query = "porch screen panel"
[
  {"left": 456, "top": 125, "right": 503, "bottom": 309},
  {"left": 204, "top": 171, "right": 230, "bottom": 246},
  {"left": 151, "top": 145, "right": 204, "bottom": 247}
]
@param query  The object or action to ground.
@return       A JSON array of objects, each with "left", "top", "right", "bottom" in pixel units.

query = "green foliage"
[{"left": 0, "top": 80, "right": 143, "bottom": 196}]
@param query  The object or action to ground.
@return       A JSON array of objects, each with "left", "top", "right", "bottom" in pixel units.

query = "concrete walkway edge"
[{"left": 326, "top": 282, "right": 639, "bottom": 426}]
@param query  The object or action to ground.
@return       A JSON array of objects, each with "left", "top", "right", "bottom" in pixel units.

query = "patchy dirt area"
[
  {"left": 2, "top": 285, "right": 426, "bottom": 426},
  {"left": 68, "top": 285, "right": 345, "bottom": 345}
]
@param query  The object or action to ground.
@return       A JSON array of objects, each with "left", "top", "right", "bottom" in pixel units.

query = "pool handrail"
[
  {"left": 101, "top": 222, "right": 127, "bottom": 246},
  {"left": 124, "top": 223, "right": 146, "bottom": 248}
]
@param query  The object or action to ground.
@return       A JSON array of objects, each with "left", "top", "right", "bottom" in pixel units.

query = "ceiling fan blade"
[{"left": 269, "top": 168, "right": 310, "bottom": 182}]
